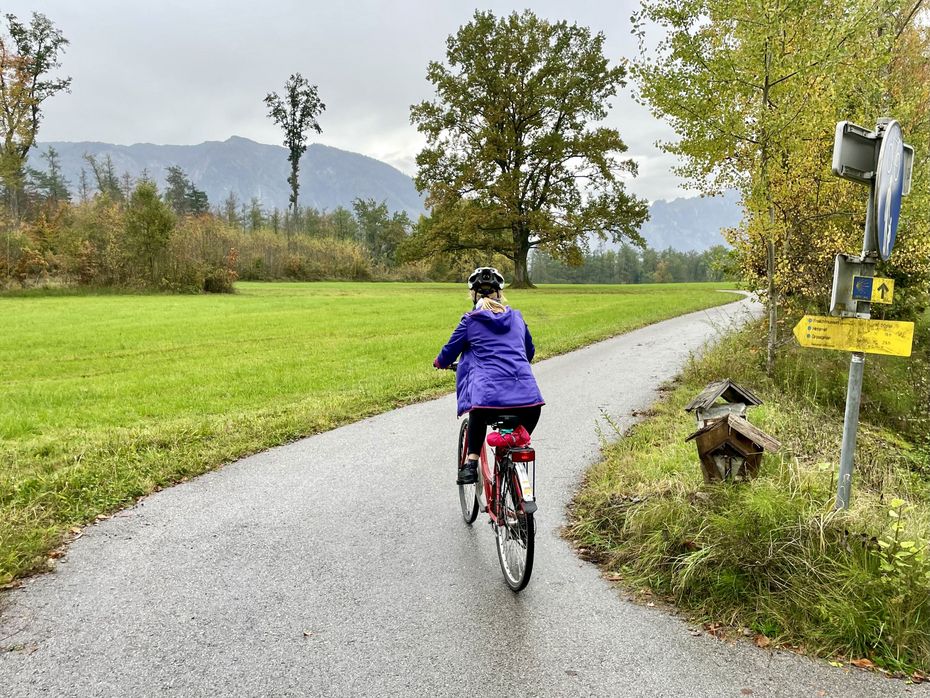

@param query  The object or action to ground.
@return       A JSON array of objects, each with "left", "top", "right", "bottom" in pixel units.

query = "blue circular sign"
[{"left": 874, "top": 120, "right": 904, "bottom": 260}]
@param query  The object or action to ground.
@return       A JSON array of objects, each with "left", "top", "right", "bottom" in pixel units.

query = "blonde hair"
[{"left": 470, "top": 290, "right": 509, "bottom": 314}]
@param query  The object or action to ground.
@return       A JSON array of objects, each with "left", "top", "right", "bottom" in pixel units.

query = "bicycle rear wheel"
[
  {"left": 495, "top": 463, "right": 535, "bottom": 591},
  {"left": 457, "top": 418, "right": 479, "bottom": 524}
]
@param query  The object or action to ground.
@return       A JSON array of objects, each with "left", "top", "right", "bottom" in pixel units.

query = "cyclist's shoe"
[{"left": 457, "top": 461, "right": 479, "bottom": 485}]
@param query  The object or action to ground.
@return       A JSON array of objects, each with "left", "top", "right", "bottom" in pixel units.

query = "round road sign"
[{"left": 873, "top": 120, "right": 904, "bottom": 260}]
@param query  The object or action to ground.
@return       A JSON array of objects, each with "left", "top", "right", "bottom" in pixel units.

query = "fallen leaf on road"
[
  {"left": 605, "top": 574, "right": 623, "bottom": 582},
  {"left": 912, "top": 671, "right": 928, "bottom": 683},
  {"left": 816, "top": 691, "right": 827, "bottom": 697},
  {"left": 740, "top": 688, "right": 753, "bottom": 695},
  {"left": 754, "top": 635, "right": 771, "bottom": 649},
  {"left": 48, "top": 550, "right": 64, "bottom": 559},
  {"left": 565, "top": 670, "right": 579, "bottom": 677},
  {"left": 303, "top": 631, "right": 313, "bottom": 638},
  {"left": 850, "top": 658, "right": 875, "bottom": 669},
  {"left": 95, "top": 514, "right": 110, "bottom": 522},
  {"left": 829, "top": 661, "right": 844, "bottom": 668},
  {"left": 69, "top": 527, "right": 81, "bottom": 535},
  {"left": 646, "top": 602, "right": 655, "bottom": 607}
]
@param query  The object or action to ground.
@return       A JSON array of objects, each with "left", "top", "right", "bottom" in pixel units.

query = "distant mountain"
[
  {"left": 638, "top": 191, "right": 743, "bottom": 252},
  {"left": 29, "top": 136, "right": 426, "bottom": 219}
]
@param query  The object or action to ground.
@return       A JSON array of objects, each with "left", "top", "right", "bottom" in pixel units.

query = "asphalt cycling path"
[{"left": 1, "top": 295, "right": 923, "bottom": 697}]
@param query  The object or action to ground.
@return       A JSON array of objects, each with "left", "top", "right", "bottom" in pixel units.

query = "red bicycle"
[{"left": 457, "top": 413, "right": 537, "bottom": 591}]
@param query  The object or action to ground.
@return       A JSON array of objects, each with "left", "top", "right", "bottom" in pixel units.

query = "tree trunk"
[
  {"left": 288, "top": 156, "right": 300, "bottom": 225},
  {"left": 762, "top": 37, "right": 777, "bottom": 376},
  {"left": 766, "top": 233, "right": 777, "bottom": 375},
  {"left": 10, "top": 185, "right": 20, "bottom": 222},
  {"left": 509, "top": 225, "right": 535, "bottom": 288}
]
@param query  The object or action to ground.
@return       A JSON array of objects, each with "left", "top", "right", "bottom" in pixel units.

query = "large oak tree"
[{"left": 410, "top": 10, "right": 648, "bottom": 287}]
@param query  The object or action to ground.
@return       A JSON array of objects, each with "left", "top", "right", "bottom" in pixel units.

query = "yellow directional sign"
[
  {"left": 793, "top": 315, "right": 914, "bottom": 357},
  {"left": 851, "top": 276, "right": 894, "bottom": 304}
]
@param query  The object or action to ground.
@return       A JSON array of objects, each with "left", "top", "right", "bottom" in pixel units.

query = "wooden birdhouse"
[
  {"left": 684, "top": 379, "right": 763, "bottom": 428},
  {"left": 684, "top": 380, "right": 780, "bottom": 483}
]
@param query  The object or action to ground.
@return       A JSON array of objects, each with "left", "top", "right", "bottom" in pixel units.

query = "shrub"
[
  {"left": 125, "top": 182, "right": 175, "bottom": 285},
  {"left": 13, "top": 247, "right": 49, "bottom": 286}
]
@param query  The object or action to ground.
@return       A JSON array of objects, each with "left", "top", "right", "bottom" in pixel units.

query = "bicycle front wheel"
[
  {"left": 457, "top": 418, "right": 479, "bottom": 524},
  {"left": 495, "top": 465, "right": 535, "bottom": 591}
]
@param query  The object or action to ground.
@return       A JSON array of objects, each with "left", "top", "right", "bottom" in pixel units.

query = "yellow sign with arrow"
[
  {"left": 793, "top": 315, "right": 914, "bottom": 357},
  {"left": 851, "top": 275, "right": 894, "bottom": 304}
]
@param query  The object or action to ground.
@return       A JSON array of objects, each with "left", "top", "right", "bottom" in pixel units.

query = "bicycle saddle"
[{"left": 494, "top": 415, "right": 520, "bottom": 431}]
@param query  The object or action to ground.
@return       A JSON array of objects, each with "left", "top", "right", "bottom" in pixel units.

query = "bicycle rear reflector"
[{"left": 510, "top": 448, "right": 535, "bottom": 462}]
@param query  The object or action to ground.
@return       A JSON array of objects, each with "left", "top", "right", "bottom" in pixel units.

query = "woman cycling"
[{"left": 434, "top": 267, "right": 544, "bottom": 485}]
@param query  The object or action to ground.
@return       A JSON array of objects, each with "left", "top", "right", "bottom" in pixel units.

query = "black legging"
[{"left": 467, "top": 405, "right": 542, "bottom": 457}]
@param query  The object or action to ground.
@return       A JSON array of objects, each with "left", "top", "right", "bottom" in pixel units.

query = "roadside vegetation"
[
  {"left": 568, "top": 315, "right": 930, "bottom": 676},
  {"left": 0, "top": 281, "right": 738, "bottom": 584}
]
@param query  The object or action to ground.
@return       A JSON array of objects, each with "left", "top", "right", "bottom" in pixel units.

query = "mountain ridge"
[
  {"left": 30, "top": 136, "right": 427, "bottom": 220},
  {"left": 637, "top": 190, "right": 742, "bottom": 252}
]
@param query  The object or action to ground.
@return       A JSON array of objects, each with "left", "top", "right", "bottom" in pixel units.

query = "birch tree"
[{"left": 633, "top": 0, "right": 884, "bottom": 372}]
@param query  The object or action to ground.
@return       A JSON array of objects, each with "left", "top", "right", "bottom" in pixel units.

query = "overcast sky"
[{"left": 11, "top": 0, "right": 693, "bottom": 202}]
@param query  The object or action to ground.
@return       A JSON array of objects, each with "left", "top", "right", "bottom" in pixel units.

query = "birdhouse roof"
[
  {"left": 684, "top": 379, "right": 763, "bottom": 412},
  {"left": 685, "top": 413, "right": 781, "bottom": 453}
]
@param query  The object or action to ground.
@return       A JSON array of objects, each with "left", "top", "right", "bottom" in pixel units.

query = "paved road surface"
[{"left": 2, "top": 296, "right": 924, "bottom": 697}]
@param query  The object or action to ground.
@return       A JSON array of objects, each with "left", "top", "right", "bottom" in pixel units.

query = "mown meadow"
[{"left": 1, "top": 280, "right": 739, "bottom": 583}]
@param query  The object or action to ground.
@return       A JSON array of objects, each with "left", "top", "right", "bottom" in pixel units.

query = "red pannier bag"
[{"left": 487, "top": 425, "right": 531, "bottom": 448}]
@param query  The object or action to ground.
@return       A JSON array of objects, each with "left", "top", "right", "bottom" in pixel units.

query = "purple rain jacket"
[{"left": 434, "top": 307, "right": 545, "bottom": 417}]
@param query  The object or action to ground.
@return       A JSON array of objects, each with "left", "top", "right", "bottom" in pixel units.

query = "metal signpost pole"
[
  {"left": 833, "top": 119, "right": 914, "bottom": 509},
  {"left": 836, "top": 195, "right": 873, "bottom": 509}
]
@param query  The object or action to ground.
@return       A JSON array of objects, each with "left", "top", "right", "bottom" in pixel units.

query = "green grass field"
[{"left": 0, "top": 281, "right": 739, "bottom": 583}]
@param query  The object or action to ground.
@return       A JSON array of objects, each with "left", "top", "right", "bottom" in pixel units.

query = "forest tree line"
[
  {"left": 531, "top": 245, "right": 733, "bottom": 284},
  {"left": 0, "top": 154, "right": 474, "bottom": 291},
  {"left": 2, "top": 152, "right": 729, "bottom": 291}
]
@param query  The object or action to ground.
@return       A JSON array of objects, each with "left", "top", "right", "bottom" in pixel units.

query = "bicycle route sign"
[{"left": 793, "top": 315, "right": 914, "bottom": 357}]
